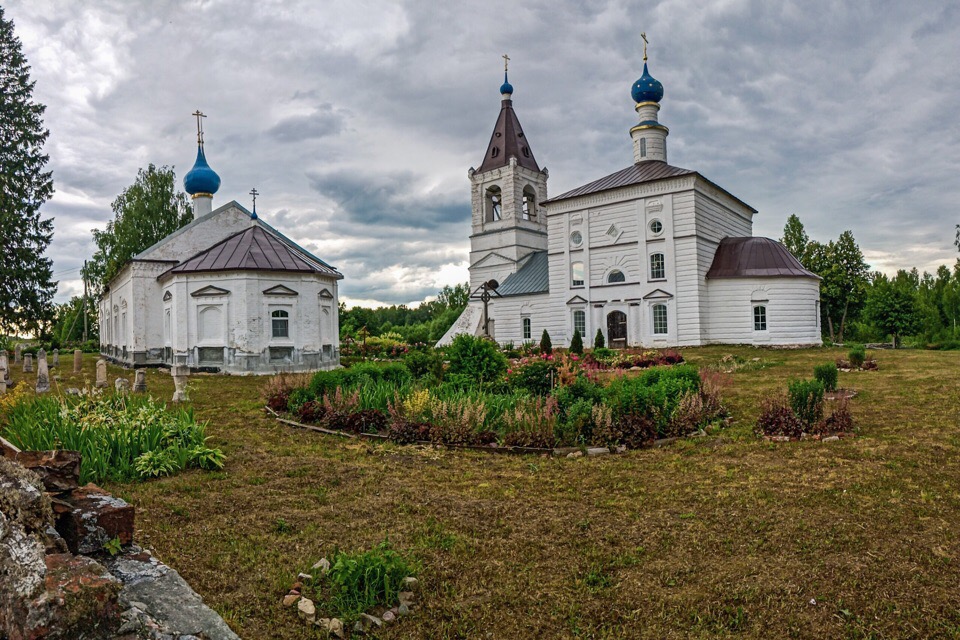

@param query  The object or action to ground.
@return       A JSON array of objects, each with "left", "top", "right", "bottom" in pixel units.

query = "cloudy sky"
[{"left": 7, "top": 0, "right": 960, "bottom": 307}]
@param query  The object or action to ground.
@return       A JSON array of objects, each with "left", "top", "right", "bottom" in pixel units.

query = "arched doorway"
[{"left": 607, "top": 311, "right": 627, "bottom": 349}]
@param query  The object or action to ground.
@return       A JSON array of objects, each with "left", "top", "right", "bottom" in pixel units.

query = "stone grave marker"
[
  {"left": 14, "top": 344, "right": 21, "bottom": 364},
  {"left": 36, "top": 349, "right": 50, "bottom": 393},
  {"left": 52, "top": 348, "right": 59, "bottom": 368},
  {"left": 73, "top": 349, "right": 82, "bottom": 373},
  {"left": 115, "top": 378, "right": 130, "bottom": 395},
  {"left": 23, "top": 353, "right": 33, "bottom": 373},
  {"left": 95, "top": 359, "right": 108, "bottom": 388},
  {"left": 133, "top": 369, "right": 147, "bottom": 393},
  {"left": 171, "top": 364, "right": 190, "bottom": 403}
]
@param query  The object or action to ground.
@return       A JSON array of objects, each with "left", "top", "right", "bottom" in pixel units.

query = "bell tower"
[{"left": 467, "top": 56, "right": 549, "bottom": 293}]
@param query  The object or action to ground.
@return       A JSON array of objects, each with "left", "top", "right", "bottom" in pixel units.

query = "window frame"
[
  {"left": 753, "top": 304, "right": 767, "bottom": 331},
  {"left": 573, "top": 309, "right": 586, "bottom": 338},
  {"left": 522, "top": 316, "right": 531, "bottom": 340},
  {"left": 271, "top": 309, "right": 290, "bottom": 339},
  {"left": 652, "top": 304, "right": 668, "bottom": 335},
  {"left": 607, "top": 269, "right": 626, "bottom": 284},
  {"left": 649, "top": 252, "right": 666, "bottom": 280},
  {"left": 649, "top": 219, "right": 663, "bottom": 235},
  {"left": 521, "top": 186, "right": 537, "bottom": 221},
  {"left": 485, "top": 185, "right": 502, "bottom": 222},
  {"left": 571, "top": 261, "right": 585, "bottom": 288}
]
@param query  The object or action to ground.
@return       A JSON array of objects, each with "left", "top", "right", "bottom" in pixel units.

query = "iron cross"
[
  {"left": 641, "top": 32, "right": 648, "bottom": 62},
  {"left": 192, "top": 110, "right": 206, "bottom": 144},
  {"left": 502, "top": 53, "right": 510, "bottom": 72},
  {"left": 249, "top": 187, "right": 259, "bottom": 214}
]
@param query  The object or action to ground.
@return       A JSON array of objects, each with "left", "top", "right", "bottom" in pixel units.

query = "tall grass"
[{"left": 2, "top": 393, "right": 223, "bottom": 483}]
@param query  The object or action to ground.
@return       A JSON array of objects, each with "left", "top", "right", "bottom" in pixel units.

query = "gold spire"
[
  {"left": 192, "top": 110, "right": 206, "bottom": 145},
  {"left": 641, "top": 32, "right": 648, "bottom": 62}
]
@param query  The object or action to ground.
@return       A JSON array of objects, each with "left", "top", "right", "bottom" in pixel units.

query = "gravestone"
[
  {"left": 0, "top": 351, "right": 8, "bottom": 383},
  {"left": 36, "top": 349, "right": 50, "bottom": 393},
  {"left": 23, "top": 353, "right": 33, "bottom": 373},
  {"left": 14, "top": 344, "right": 21, "bottom": 364},
  {"left": 52, "top": 348, "right": 59, "bottom": 368},
  {"left": 115, "top": 378, "right": 130, "bottom": 395},
  {"left": 73, "top": 349, "right": 82, "bottom": 373},
  {"left": 95, "top": 359, "right": 108, "bottom": 388},
  {"left": 133, "top": 369, "right": 147, "bottom": 393},
  {"left": 0, "top": 370, "right": 6, "bottom": 394},
  {"left": 171, "top": 365, "right": 190, "bottom": 403}
]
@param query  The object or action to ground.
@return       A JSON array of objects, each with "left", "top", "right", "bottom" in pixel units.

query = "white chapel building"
[
  {"left": 441, "top": 55, "right": 821, "bottom": 348},
  {"left": 99, "top": 131, "right": 342, "bottom": 373}
]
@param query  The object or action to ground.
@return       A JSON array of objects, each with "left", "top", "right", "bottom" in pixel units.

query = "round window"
[
  {"left": 570, "top": 230, "right": 583, "bottom": 246},
  {"left": 649, "top": 219, "right": 663, "bottom": 235}
]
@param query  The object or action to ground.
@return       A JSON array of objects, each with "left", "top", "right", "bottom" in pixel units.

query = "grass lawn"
[{"left": 6, "top": 346, "right": 960, "bottom": 638}]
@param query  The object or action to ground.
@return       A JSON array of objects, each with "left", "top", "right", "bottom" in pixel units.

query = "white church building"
[
  {"left": 441, "top": 53, "right": 821, "bottom": 349},
  {"left": 99, "top": 129, "right": 342, "bottom": 373}
]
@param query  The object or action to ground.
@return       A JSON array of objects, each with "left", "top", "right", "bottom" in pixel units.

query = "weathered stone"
[
  {"left": 586, "top": 447, "right": 610, "bottom": 456},
  {"left": 171, "top": 365, "right": 190, "bottom": 403},
  {"left": 115, "top": 377, "right": 130, "bottom": 394},
  {"left": 14, "top": 343, "right": 21, "bottom": 363},
  {"left": 96, "top": 359, "right": 108, "bottom": 388},
  {"left": 566, "top": 450, "right": 583, "bottom": 459},
  {"left": 73, "top": 349, "right": 82, "bottom": 373},
  {"left": 12, "top": 450, "right": 81, "bottom": 493},
  {"left": 357, "top": 612, "right": 383, "bottom": 630},
  {"left": 282, "top": 593, "right": 299, "bottom": 607},
  {"left": 297, "top": 572, "right": 312, "bottom": 584},
  {"left": 823, "top": 435, "right": 840, "bottom": 442},
  {"left": 381, "top": 610, "right": 396, "bottom": 623},
  {"left": 56, "top": 483, "right": 135, "bottom": 555},
  {"left": 65, "top": 387, "right": 81, "bottom": 396},
  {"left": 297, "top": 597, "right": 316, "bottom": 623},
  {"left": 398, "top": 603, "right": 411, "bottom": 616},
  {"left": 398, "top": 590, "right": 416, "bottom": 606},
  {"left": 133, "top": 369, "right": 147, "bottom": 393},
  {"left": 23, "top": 353, "right": 33, "bottom": 373},
  {"left": 402, "top": 576, "right": 419, "bottom": 591},
  {"left": 0, "top": 370, "right": 6, "bottom": 394},
  {"left": 52, "top": 349, "right": 59, "bottom": 368},
  {"left": 312, "top": 557, "right": 331, "bottom": 573},
  {"left": 0, "top": 350, "right": 9, "bottom": 382},
  {"left": 35, "top": 350, "right": 50, "bottom": 394},
  {"left": 327, "top": 617, "right": 344, "bottom": 637}
]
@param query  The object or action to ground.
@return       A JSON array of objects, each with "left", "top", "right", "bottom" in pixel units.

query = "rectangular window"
[
  {"left": 271, "top": 309, "right": 290, "bottom": 338},
  {"left": 573, "top": 310, "right": 586, "bottom": 338},
  {"left": 653, "top": 304, "right": 668, "bottom": 334},
  {"left": 640, "top": 138, "right": 647, "bottom": 158},
  {"left": 754, "top": 305, "right": 767, "bottom": 331},
  {"left": 522, "top": 317, "right": 531, "bottom": 340},
  {"left": 197, "top": 347, "right": 224, "bottom": 364},
  {"left": 571, "top": 261, "right": 584, "bottom": 287},
  {"left": 649, "top": 253, "right": 665, "bottom": 280}
]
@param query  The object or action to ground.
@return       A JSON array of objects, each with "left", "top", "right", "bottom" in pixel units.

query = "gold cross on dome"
[
  {"left": 192, "top": 110, "right": 206, "bottom": 145},
  {"left": 641, "top": 32, "right": 649, "bottom": 62},
  {"left": 502, "top": 53, "right": 510, "bottom": 73}
]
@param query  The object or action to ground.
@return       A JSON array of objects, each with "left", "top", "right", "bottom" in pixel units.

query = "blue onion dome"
[
  {"left": 183, "top": 145, "right": 221, "bottom": 195},
  {"left": 631, "top": 62, "right": 664, "bottom": 103},
  {"left": 500, "top": 71, "right": 513, "bottom": 95}
]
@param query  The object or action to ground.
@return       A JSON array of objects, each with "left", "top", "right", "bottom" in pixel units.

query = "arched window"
[
  {"left": 198, "top": 306, "right": 222, "bottom": 342},
  {"left": 753, "top": 305, "right": 767, "bottom": 331},
  {"left": 521, "top": 186, "right": 536, "bottom": 221},
  {"left": 272, "top": 309, "right": 289, "bottom": 338},
  {"left": 607, "top": 269, "right": 626, "bottom": 284},
  {"left": 649, "top": 253, "right": 665, "bottom": 280},
  {"left": 573, "top": 310, "right": 586, "bottom": 338},
  {"left": 652, "top": 304, "right": 668, "bottom": 334},
  {"left": 571, "top": 261, "right": 584, "bottom": 287},
  {"left": 485, "top": 186, "right": 502, "bottom": 222},
  {"left": 522, "top": 317, "right": 531, "bottom": 340}
]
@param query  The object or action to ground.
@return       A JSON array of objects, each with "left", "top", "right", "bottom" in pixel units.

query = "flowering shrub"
[
  {"left": 755, "top": 395, "right": 803, "bottom": 438},
  {"left": 502, "top": 397, "right": 557, "bottom": 448},
  {"left": 427, "top": 396, "right": 486, "bottom": 445},
  {"left": 506, "top": 356, "right": 557, "bottom": 396}
]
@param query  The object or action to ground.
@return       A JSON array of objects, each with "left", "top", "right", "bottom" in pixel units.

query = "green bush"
[
  {"left": 602, "top": 365, "right": 700, "bottom": 437},
  {"left": 540, "top": 330, "right": 553, "bottom": 355},
  {"left": 509, "top": 358, "right": 557, "bottom": 396},
  {"left": 570, "top": 329, "right": 583, "bottom": 355},
  {"left": 555, "top": 398, "right": 594, "bottom": 445},
  {"left": 848, "top": 344, "right": 866, "bottom": 368},
  {"left": 309, "top": 362, "right": 412, "bottom": 397},
  {"left": 813, "top": 363, "right": 839, "bottom": 392},
  {"left": 594, "top": 329, "right": 605, "bottom": 349},
  {"left": 3, "top": 394, "right": 223, "bottom": 484},
  {"left": 787, "top": 379, "right": 825, "bottom": 429},
  {"left": 446, "top": 334, "right": 507, "bottom": 384},
  {"left": 403, "top": 348, "right": 444, "bottom": 381},
  {"left": 287, "top": 387, "right": 315, "bottom": 413}
]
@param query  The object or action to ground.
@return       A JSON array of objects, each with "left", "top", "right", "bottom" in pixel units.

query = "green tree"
[
  {"left": 570, "top": 329, "right": 583, "bottom": 355},
  {"left": 780, "top": 214, "right": 811, "bottom": 266},
  {"left": 83, "top": 165, "right": 192, "bottom": 293},
  {"left": 594, "top": 328, "right": 605, "bottom": 349},
  {"left": 805, "top": 231, "right": 870, "bottom": 343},
  {"left": 865, "top": 271, "right": 921, "bottom": 348},
  {"left": 50, "top": 296, "right": 99, "bottom": 345},
  {"left": 0, "top": 7, "right": 56, "bottom": 336},
  {"left": 540, "top": 329, "right": 552, "bottom": 355}
]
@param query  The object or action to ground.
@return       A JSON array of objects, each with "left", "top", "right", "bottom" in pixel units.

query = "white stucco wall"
[{"left": 706, "top": 277, "right": 822, "bottom": 346}]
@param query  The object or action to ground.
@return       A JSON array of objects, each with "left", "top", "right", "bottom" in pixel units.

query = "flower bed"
[{"left": 265, "top": 337, "right": 727, "bottom": 452}]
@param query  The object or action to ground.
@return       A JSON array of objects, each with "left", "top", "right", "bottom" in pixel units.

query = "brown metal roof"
[
  {"left": 477, "top": 99, "right": 540, "bottom": 173},
  {"left": 706, "top": 237, "right": 819, "bottom": 279},
  {"left": 161, "top": 225, "right": 341, "bottom": 278},
  {"left": 543, "top": 161, "right": 696, "bottom": 203}
]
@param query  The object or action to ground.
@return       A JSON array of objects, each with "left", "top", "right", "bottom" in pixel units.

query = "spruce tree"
[
  {"left": 0, "top": 7, "right": 56, "bottom": 336},
  {"left": 540, "top": 329, "right": 552, "bottom": 355},
  {"left": 570, "top": 329, "right": 583, "bottom": 355},
  {"left": 594, "top": 328, "right": 605, "bottom": 349}
]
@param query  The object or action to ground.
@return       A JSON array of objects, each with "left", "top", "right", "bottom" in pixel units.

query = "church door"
[{"left": 607, "top": 311, "right": 627, "bottom": 349}]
